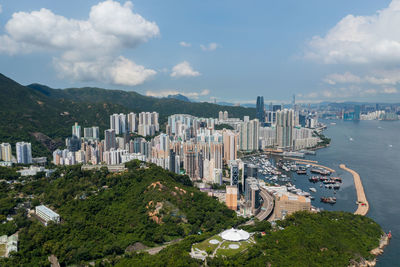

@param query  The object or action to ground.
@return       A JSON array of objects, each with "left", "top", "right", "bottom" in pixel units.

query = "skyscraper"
[
  {"left": 222, "top": 130, "right": 238, "bottom": 162},
  {"left": 223, "top": 111, "right": 229, "bottom": 120},
  {"left": 354, "top": 105, "right": 361, "bottom": 121},
  {"left": 218, "top": 111, "right": 224, "bottom": 121},
  {"left": 276, "top": 109, "right": 294, "bottom": 150},
  {"left": 104, "top": 129, "right": 116, "bottom": 151},
  {"left": 184, "top": 150, "right": 196, "bottom": 180},
  {"left": 226, "top": 185, "right": 238, "bottom": 211},
  {"left": 84, "top": 126, "right": 99, "bottom": 140},
  {"left": 72, "top": 122, "right": 81, "bottom": 139},
  {"left": 239, "top": 119, "right": 260, "bottom": 151},
  {"left": 0, "top": 143, "right": 12, "bottom": 162},
  {"left": 256, "top": 96, "right": 265, "bottom": 124},
  {"left": 16, "top": 142, "right": 32, "bottom": 164},
  {"left": 230, "top": 162, "right": 239, "bottom": 187},
  {"left": 110, "top": 113, "right": 127, "bottom": 135},
  {"left": 127, "top": 112, "right": 138, "bottom": 133}
]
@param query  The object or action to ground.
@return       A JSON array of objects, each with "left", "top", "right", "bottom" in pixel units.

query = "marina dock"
[
  {"left": 340, "top": 164, "right": 369, "bottom": 216},
  {"left": 294, "top": 160, "right": 336, "bottom": 173}
]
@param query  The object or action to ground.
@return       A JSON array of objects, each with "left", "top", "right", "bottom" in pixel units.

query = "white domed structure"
[{"left": 220, "top": 228, "right": 250, "bottom": 242}]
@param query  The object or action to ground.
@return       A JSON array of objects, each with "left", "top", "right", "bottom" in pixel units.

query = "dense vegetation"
[
  {"left": 313, "top": 130, "right": 331, "bottom": 147},
  {"left": 28, "top": 83, "right": 255, "bottom": 123},
  {"left": 0, "top": 162, "right": 385, "bottom": 266},
  {"left": 208, "top": 211, "right": 383, "bottom": 267},
  {"left": 0, "top": 161, "right": 241, "bottom": 266},
  {"left": 0, "top": 74, "right": 129, "bottom": 157},
  {"left": 214, "top": 124, "right": 234, "bottom": 130}
]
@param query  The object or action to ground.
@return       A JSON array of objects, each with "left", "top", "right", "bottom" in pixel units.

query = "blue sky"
[{"left": 1, "top": 0, "right": 399, "bottom": 104}]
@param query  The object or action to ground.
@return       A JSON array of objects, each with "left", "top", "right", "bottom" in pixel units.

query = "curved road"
[{"left": 256, "top": 188, "right": 274, "bottom": 221}]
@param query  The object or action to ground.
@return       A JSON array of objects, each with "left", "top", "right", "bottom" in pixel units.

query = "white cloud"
[
  {"left": 0, "top": 1, "right": 159, "bottom": 86},
  {"left": 383, "top": 87, "right": 398, "bottom": 94},
  {"left": 200, "top": 42, "right": 218, "bottom": 51},
  {"left": 324, "top": 70, "right": 400, "bottom": 86},
  {"left": 302, "top": 85, "right": 399, "bottom": 100},
  {"left": 0, "top": 4, "right": 2, "bottom": 14},
  {"left": 307, "top": 0, "right": 400, "bottom": 64},
  {"left": 54, "top": 56, "right": 156, "bottom": 86},
  {"left": 324, "top": 72, "right": 362, "bottom": 85},
  {"left": 146, "top": 89, "right": 210, "bottom": 99},
  {"left": 170, "top": 61, "right": 201, "bottom": 78},
  {"left": 179, "top": 41, "right": 191, "bottom": 47}
]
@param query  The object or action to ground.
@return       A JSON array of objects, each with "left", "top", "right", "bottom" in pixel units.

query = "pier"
[
  {"left": 294, "top": 160, "right": 336, "bottom": 173},
  {"left": 340, "top": 164, "right": 369, "bottom": 216}
]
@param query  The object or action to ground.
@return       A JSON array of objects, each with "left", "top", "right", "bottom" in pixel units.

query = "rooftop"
[{"left": 220, "top": 228, "right": 250, "bottom": 242}]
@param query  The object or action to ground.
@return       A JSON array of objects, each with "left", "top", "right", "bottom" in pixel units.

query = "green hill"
[
  {"left": 0, "top": 161, "right": 240, "bottom": 266},
  {"left": 0, "top": 73, "right": 255, "bottom": 157},
  {"left": 27, "top": 83, "right": 255, "bottom": 122},
  {"left": 0, "top": 74, "right": 129, "bottom": 157}
]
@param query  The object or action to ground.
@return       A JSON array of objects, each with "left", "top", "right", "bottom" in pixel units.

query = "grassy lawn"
[
  {"left": 193, "top": 235, "right": 222, "bottom": 252},
  {"left": 216, "top": 240, "right": 253, "bottom": 257},
  {"left": 0, "top": 244, "right": 6, "bottom": 257},
  {"left": 192, "top": 234, "right": 223, "bottom": 252},
  {"left": 192, "top": 234, "right": 255, "bottom": 258}
]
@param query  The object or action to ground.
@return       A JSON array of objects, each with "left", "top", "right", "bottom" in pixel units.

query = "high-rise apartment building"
[
  {"left": 138, "top": 112, "right": 159, "bottom": 136},
  {"left": 222, "top": 130, "right": 238, "bottom": 162},
  {"left": 276, "top": 109, "right": 294, "bottom": 150},
  {"left": 110, "top": 113, "right": 127, "bottom": 135},
  {"left": 218, "top": 111, "right": 224, "bottom": 121},
  {"left": 239, "top": 119, "right": 259, "bottom": 151},
  {"left": 223, "top": 111, "right": 229, "bottom": 120},
  {"left": 72, "top": 122, "right": 81, "bottom": 139},
  {"left": 184, "top": 150, "right": 196, "bottom": 180},
  {"left": 127, "top": 112, "right": 138, "bottom": 133},
  {"left": 16, "top": 142, "right": 32, "bottom": 164},
  {"left": 0, "top": 143, "right": 12, "bottom": 162},
  {"left": 104, "top": 129, "right": 116, "bottom": 151},
  {"left": 84, "top": 126, "right": 99, "bottom": 140}
]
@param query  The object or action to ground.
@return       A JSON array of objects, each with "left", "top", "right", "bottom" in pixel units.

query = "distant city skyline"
[{"left": 1, "top": 0, "right": 400, "bottom": 103}]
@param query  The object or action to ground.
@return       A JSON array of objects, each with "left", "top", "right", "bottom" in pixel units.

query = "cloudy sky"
[{"left": 1, "top": 0, "right": 400, "bottom": 103}]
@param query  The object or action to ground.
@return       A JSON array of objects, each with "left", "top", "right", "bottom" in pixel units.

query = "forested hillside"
[
  {"left": 0, "top": 73, "right": 255, "bottom": 157},
  {"left": 0, "top": 161, "right": 241, "bottom": 266}
]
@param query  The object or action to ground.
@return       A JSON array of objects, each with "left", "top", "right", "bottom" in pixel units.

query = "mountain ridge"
[{"left": 0, "top": 73, "right": 255, "bottom": 157}]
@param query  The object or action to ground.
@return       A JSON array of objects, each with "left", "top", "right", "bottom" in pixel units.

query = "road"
[{"left": 256, "top": 188, "right": 274, "bottom": 221}]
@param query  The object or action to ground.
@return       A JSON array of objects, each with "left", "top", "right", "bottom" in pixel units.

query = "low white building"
[
  {"left": 17, "top": 166, "right": 54, "bottom": 177},
  {"left": 35, "top": 205, "right": 60, "bottom": 226}
]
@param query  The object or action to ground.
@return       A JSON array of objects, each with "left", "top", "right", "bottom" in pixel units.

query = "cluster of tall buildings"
[
  {"left": 240, "top": 96, "right": 320, "bottom": 151},
  {"left": 54, "top": 112, "right": 159, "bottom": 166},
  {"left": 52, "top": 97, "right": 320, "bottom": 187},
  {"left": 0, "top": 142, "right": 32, "bottom": 164},
  {"left": 109, "top": 112, "right": 159, "bottom": 137}
]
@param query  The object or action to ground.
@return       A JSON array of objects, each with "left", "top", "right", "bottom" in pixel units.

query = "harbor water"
[{"left": 261, "top": 119, "right": 400, "bottom": 266}]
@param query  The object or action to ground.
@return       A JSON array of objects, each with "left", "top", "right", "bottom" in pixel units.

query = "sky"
[{"left": 1, "top": 0, "right": 400, "bottom": 104}]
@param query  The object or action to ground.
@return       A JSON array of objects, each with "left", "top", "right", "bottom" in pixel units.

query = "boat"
[
  {"left": 331, "top": 177, "right": 342, "bottom": 183},
  {"left": 296, "top": 169, "right": 307, "bottom": 175},
  {"left": 309, "top": 187, "right": 317, "bottom": 193},
  {"left": 320, "top": 197, "right": 336, "bottom": 204},
  {"left": 310, "top": 168, "right": 331, "bottom": 176},
  {"left": 333, "top": 183, "right": 340, "bottom": 190}
]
